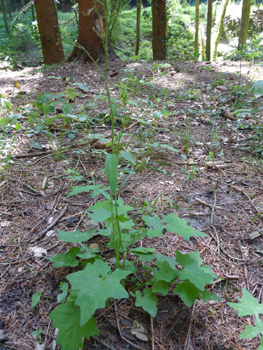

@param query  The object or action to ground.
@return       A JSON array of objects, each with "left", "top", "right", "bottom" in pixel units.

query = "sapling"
[{"left": 31, "top": 1, "right": 221, "bottom": 349}]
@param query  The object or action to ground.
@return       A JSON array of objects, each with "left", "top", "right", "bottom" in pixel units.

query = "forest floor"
[{"left": 0, "top": 58, "right": 263, "bottom": 350}]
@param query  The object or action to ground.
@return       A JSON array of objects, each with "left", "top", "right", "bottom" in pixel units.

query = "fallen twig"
[
  {"left": 209, "top": 225, "right": 246, "bottom": 262},
  {"left": 200, "top": 170, "right": 260, "bottom": 214},
  {"left": 238, "top": 241, "right": 249, "bottom": 291},
  {"left": 184, "top": 301, "right": 196, "bottom": 350},
  {"left": 29, "top": 204, "right": 68, "bottom": 243},
  {"left": 92, "top": 336, "right": 116, "bottom": 350},
  {"left": 195, "top": 197, "right": 222, "bottom": 210},
  {"left": 114, "top": 301, "right": 141, "bottom": 350},
  {"left": 150, "top": 316, "right": 154, "bottom": 350}
]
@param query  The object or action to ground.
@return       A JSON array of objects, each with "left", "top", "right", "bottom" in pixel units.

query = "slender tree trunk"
[
  {"left": 200, "top": 28, "right": 205, "bottom": 60},
  {"left": 213, "top": 0, "right": 229, "bottom": 61},
  {"left": 109, "top": 0, "right": 127, "bottom": 36},
  {"left": 34, "top": 0, "right": 64, "bottom": 65},
  {"left": 1, "top": 0, "right": 9, "bottom": 33},
  {"left": 238, "top": 0, "right": 252, "bottom": 51},
  {"left": 72, "top": 0, "right": 78, "bottom": 27},
  {"left": 69, "top": 0, "right": 117, "bottom": 63},
  {"left": 31, "top": 4, "right": 35, "bottom": 21},
  {"left": 206, "top": 0, "right": 213, "bottom": 60},
  {"left": 212, "top": 0, "right": 217, "bottom": 26},
  {"left": 5, "top": 0, "right": 11, "bottom": 20},
  {"left": 135, "top": 0, "right": 142, "bottom": 56},
  {"left": 152, "top": 0, "right": 166, "bottom": 60},
  {"left": 195, "top": 0, "right": 200, "bottom": 57}
]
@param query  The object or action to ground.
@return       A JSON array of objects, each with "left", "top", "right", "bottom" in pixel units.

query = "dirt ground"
[{"left": 1, "top": 58, "right": 263, "bottom": 350}]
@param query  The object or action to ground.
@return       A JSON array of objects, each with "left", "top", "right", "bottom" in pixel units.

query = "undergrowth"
[{"left": 25, "top": 4, "right": 222, "bottom": 350}]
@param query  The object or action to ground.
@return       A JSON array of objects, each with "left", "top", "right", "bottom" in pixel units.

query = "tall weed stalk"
[{"left": 31, "top": 2, "right": 221, "bottom": 349}]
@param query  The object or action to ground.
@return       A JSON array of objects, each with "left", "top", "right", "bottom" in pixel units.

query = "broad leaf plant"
[
  {"left": 31, "top": 156, "right": 221, "bottom": 350},
  {"left": 31, "top": 2, "right": 221, "bottom": 349}
]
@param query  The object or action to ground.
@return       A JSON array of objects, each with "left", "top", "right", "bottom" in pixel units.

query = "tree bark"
[
  {"left": 206, "top": 0, "right": 213, "bottom": 60},
  {"left": 135, "top": 0, "right": 142, "bottom": 56},
  {"left": 68, "top": 0, "right": 117, "bottom": 63},
  {"left": 34, "top": 0, "right": 64, "bottom": 65},
  {"left": 5, "top": 0, "right": 11, "bottom": 20},
  {"left": 213, "top": 0, "right": 229, "bottom": 61},
  {"left": 195, "top": 0, "right": 199, "bottom": 58},
  {"left": 152, "top": 0, "right": 166, "bottom": 60},
  {"left": 238, "top": 0, "right": 252, "bottom": 51},
  {"left": 1, "top": 0, "right": 9, "bottom": 33}
]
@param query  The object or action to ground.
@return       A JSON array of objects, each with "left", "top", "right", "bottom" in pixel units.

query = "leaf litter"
[{"left": 0, "top": 59, "right": 263, "bottom": 349}]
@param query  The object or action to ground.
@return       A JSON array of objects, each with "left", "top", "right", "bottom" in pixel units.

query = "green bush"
[
  {"left": 10, "top": 22, "right": 36, "bottom": 52},
  {"left": 111, "top": 5, "right": 195, "bottom": 61},
  {"left": 58, "top": 11, "right": 79, "bottom": 57}
]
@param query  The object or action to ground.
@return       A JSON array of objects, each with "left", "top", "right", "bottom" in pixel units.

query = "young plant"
[
  {"left": 31, "top": 3, "right": 221, "bottom": 350},
  {"left": 211, "top": 121, "right": 221, "bottom": 150},
  {"left": 31, "top": 329, "right": 43, "bottom": 344},
  {"left": 228, "top": 289, "right": 263, "bottom": 350},
  {"left": 36, "top": 160, "right": 221, "bottom": 350},
  {"left": 27, "top": 87, "right": 85, "bottom": 160}
]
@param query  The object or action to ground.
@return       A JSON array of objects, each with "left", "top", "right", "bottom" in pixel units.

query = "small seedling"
[{"left": 31, "top": 329, "right": 42, "bottom": 343}]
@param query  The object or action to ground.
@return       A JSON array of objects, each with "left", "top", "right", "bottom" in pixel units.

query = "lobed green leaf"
[
  {"left": 135, "top": 289, "right": 158, "bottom": 317},
  {"left": 67, "top": 259, "right": 130, "bottom": 326},
  {"left": 50, "top": 301, "right": 99, "bottom": 350}
]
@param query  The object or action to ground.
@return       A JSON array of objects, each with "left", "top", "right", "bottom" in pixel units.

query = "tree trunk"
[
  {"left": 152, "top": 0, "right": 166, "bottom": 60},
  {"left": 68, "top": 0, "right": 117, "bottom": 63},
  {"left": 238, "top": 0, "right": 252, "bottom": 51},
  {"left": 1, "top": 0, "right": 9, "bottom": 33},
  {"left": 213, "top": 0, "right": 229, "bottom": 61},
  {"left": 206, "top": 0, "right": 213, "bottom": 60},
  {"left": 31, "top": 4, "right": 35, "bottom": 21},
  {"left": 34, "top": 0, "right": 64, "bottom": 65},
  {"left": 212, "top": 0, "right": 218, "bottom": 26},
  {"left": 135, "top": 0, "right": 142, "bottom": 56},
  {"left": 195, "top": 0, "right": 199, "bottom": 58},
  {"left": 200, "top": 28, "right": 205, "bottom": 60},
  {"left": 5, "top": 0, "right": 11, "bottom": 20}
]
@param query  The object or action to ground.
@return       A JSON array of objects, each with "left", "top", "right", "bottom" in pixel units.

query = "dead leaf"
[
  {"left": 28, "top": 247, "right": 47, "bottom": 258},
  {"left": 216, "top": 86, "right": 227, "bottom": 92},
  {"left": 1, "top": 221, "right": 11, "bottom": 227},
  {"left": 130, "top": 320, "right": 148, "bottom": 341},
  {"left": 35, "top": 342, "right": 45, "bottom": 350},
  {"left": 220, "top": 109, "right": 236, "bottom": 121},
  {"left": 89, "top": 243, "right": 99, "bottom": 250},
  {"left": 109, "top": 70, "right": 118, "bottom": 77}
]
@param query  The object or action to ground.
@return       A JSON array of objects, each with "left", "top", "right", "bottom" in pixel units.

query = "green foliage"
[
  {"left": 67, "top": 260, "right": 129, "bottom": 326},
  {"left": 42, "top": 169, "right": 220, "bottom": 349},
  {"left": 29, "top": 4, "right": 220, "bottom": 348},
  {"left": 230, "top": 80, "right": 263, "bottom": 157},
  {"left": 31, "top": 329, "right": 42, "bottom": 343},
  {"left": 0, "top": 9, "right": 40, "bottom": 68},
  {"left": 252, "top": 80, "right": 263, "bottom": 99},
  {"left": 105, "top": 153, "right": 118, "bottom": 194},
  {"left": 110, "top": 5, "right": 195, "bottom": 61},
  {"left": 167, "top": 21, "right": 195, "bottom": 61},
  {"left": 31, "top": 289, "right": 42, "bottom": 308},
  {"left": 57, "top": 282, "right": 69, "bottom": 303},
  {"left": 58, "top": 12, "right": 79, "bottom": 57},
  {"left": 10, "top": 22, "right": 36, "bottom": 52},
  {"left": 47, "top": 247, "right": 85, "bottom": 267},
  {"left": 0, "top": 87, "right": 89, "bottom": 161},
  {"left": 135, "top": 289, "right": 158, "bottom": 317},
  {"left": 50, "top": 302, "right": 99, "bottom": 350},
  {"left": 229, "top": 289, "right": 263, "bottom": 349}
]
